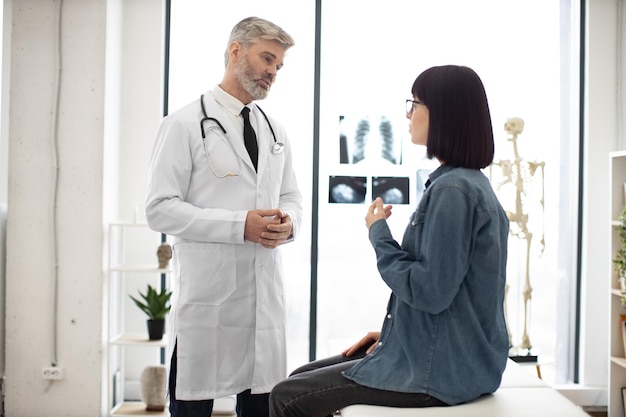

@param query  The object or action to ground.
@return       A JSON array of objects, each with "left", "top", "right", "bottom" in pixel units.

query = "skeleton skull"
[
  {"left": 157, "top": 243, "right": 172, "bottom": 269},
  {"left": 504, "top": 117, "right": 525, "bottom": 135}
]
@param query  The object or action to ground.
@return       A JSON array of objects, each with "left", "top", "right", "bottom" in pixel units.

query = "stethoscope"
[{"left": 199, "top": 94, "right": 285, "bottom": 155}]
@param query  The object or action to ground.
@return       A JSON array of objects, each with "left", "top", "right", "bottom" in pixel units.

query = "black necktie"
[{"left": 241, "top": 107, "right": 258, "bottom": 171}]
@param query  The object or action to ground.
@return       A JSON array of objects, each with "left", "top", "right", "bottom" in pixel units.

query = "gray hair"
[{"left": 224, "top": 17, "right": 295, "bottom": 66}]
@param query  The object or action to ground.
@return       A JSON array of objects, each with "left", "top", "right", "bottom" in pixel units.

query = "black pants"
[
  {"left": 269, "top": 348, "right": 447, "bottom": 417},
  {"left": 169, "top": 343, "right": 270, "bottom": 417}
]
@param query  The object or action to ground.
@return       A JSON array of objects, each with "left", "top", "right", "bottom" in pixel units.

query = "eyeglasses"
[{"left": 406, "top": 99, "right": 423, "bottom": 115}]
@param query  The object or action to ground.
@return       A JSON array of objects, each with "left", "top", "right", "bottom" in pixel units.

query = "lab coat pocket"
[
  {"left": 266, "top": 149, "right": 285, "bottom": 194},
  {"left": 202, "top": 128, "right": 241, "bottom": 178},
  {"left": 176, "top": 242, "right": 236, "bottom": 306}
]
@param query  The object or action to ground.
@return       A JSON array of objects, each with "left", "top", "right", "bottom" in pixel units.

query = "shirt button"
[
  {"left": 378, "top": 342, "right": 383, "bottom": 346},
  {"left": 387, "top": 314, "right": 392, "bottom": 319}
]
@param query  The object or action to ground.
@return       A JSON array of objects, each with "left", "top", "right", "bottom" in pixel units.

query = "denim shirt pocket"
[{"left": 408, "top": 208, "right": 426, "bottom": 261}]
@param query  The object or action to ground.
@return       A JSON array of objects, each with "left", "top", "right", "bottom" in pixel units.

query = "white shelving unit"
[
  {"left": 609, "top": 151, "right": 626, "bottom": 417},
  {"left": 105, "top": 222, "right": 170, "bottom": 417}
]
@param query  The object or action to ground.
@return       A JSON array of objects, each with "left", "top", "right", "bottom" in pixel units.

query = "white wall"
[
  {"left": 1, "top": 0, "right": 164, "bottom": 415},
  {"left": 581, "top": 0, "right": 618, "bottom": 388},
  {"left": 113, "top": 0, "right": 165, "bottom": 400},
  {"left": 0, "top": 0, "right": 9, "bottom": 401},
  {"left": 116, "top": 0, "right": 163, "bottom": 222},
  {"left": 0, "top": 0, "right": 7, "bottom": 205},
  {"left": 4, "top": 0, "right": 107, "bottom": 415}
]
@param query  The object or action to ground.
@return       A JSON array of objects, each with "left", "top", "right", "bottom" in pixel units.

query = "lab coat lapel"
[{"left": 202, "top": 94, "right": 257, "bottom": 173}]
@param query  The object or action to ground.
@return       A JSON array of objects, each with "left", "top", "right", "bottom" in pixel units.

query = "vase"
[
  {"left": 147, "top": 319, "right": 165, "bottom": 340},
  {"left": 140, "top": 365, "right": 167, "bottom": 411}
]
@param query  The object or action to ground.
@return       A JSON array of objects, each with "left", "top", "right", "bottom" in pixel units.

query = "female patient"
[{"left": 269, "top": 65, "right": 510, "bottom": 417}]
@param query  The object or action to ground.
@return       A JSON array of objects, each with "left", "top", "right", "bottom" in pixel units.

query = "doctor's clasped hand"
[{"left": 245, "top": 209, "right": 293, "bottom": 248}]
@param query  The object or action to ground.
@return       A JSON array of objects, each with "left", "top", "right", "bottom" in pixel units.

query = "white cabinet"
[
  {"left": 105, "top": 222, "right": 170, "bottom": 417},
  {"left": 609, "top": 151, "right": 626, "bottom": 416}
]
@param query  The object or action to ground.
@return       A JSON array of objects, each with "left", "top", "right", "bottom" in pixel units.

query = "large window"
[{"left": 169, "top": 0, "right": 580, "bottom": 383}]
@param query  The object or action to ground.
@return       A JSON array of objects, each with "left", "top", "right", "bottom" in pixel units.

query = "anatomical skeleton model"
[{"left": 490, "top": 117, "right": 545, "bottom": 353}]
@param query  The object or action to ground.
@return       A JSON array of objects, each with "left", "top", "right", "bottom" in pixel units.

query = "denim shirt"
[{"left": 343, "top": 165, "right": 510, "bottom": 405}]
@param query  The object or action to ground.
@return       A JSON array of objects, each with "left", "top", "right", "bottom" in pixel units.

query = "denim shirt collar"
[{"left": 426, "top": 164, "right": 455, "bottom": 188}]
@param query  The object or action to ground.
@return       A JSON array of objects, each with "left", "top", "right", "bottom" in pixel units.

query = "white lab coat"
[{"left": 145, "top": 89, "right": 303, "bottom": 400}]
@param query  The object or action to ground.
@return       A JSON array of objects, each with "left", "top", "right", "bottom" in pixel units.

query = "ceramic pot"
[
  {"left": 147, "top": 319, "right": 165, "bottom": 340},
  {"left": 140, "top": 365, "right": 167, "bottom": 411}
]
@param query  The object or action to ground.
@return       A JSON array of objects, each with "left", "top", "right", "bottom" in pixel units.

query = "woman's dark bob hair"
[{"left": 412, "top": 65, "right": 494, "bottom": 169}]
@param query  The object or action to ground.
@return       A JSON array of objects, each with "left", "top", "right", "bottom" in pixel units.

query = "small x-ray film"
[
  {"left": 339, "top": 115, "right": 403, "bottom": 166},
  {"left": 329, "top": 176, "right": 367, "bottom": 204},
  {"left": 372, "top": 177, "right": 410, "bottom": 204}
]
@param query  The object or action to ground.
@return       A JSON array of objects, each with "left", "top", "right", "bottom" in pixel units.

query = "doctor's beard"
[{"left": 234, "top": 53, "right": 271, "bottom": 101}]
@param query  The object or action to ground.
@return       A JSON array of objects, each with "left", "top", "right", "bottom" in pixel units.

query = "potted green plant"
[
  {"left": 130, "top": 284, "right": 173, "bottom": 340},
  {"left": 614, "top": 205, "right": 626, "bottom": 306}
]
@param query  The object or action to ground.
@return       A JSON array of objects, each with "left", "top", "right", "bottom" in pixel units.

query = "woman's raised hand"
[{"left": 365, "top": 197, "right": 392, "bottom": 229}]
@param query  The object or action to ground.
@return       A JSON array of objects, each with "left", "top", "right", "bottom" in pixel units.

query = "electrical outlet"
[{"left": 41, "top": 366, "right": 64, "bottom": 380}]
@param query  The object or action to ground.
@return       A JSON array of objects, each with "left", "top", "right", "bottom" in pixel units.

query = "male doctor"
[{"left": 145, "top": 17, "right": 303, "bottom": 417}]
